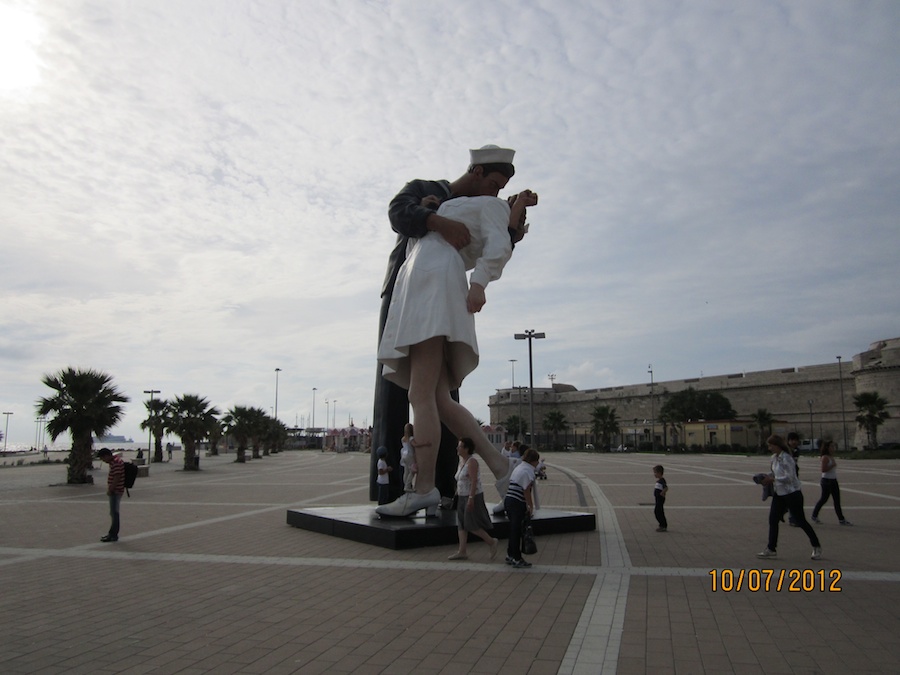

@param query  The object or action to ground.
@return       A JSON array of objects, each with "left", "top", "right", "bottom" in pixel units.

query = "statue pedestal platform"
[{"left": 286, "top": 505, "right": 596, "bottom": 550}]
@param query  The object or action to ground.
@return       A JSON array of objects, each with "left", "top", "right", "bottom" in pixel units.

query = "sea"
[{"left": 3, "top": 440, "right": 156, "bottom": 456}]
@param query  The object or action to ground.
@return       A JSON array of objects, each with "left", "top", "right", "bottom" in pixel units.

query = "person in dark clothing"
[
  {"left": 97, "top": 448, "right": 125, "bottom": 542},
  {"left": 653, "top": 465, "right": 668, "bottom": 532}
]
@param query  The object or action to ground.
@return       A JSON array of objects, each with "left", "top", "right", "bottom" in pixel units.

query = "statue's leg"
[
  {"left": 435, "top": 381, "right": 509, "bottom": 479},
  {"left": 404, "top": 337, "right": 445, "bottom": 493},
  {"left": 375, "top": 337, "right": 444, "bottom": 517}
]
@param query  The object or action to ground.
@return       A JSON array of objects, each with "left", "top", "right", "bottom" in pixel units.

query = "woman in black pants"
[
  {"left": 504, "top": 448, "right": 540, "bottom": 568},
  {"left": 811, "top": 441, "right": 852, "bottom": 525},
  {"left": 757, "top": 435, "right": 822, "bottom": 560}
]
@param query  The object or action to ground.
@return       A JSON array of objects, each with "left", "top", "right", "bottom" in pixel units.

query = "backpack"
[{"left": 123, "top": 461, "right": 139, "bottom": 497}]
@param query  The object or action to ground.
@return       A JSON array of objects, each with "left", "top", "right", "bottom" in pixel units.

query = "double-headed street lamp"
[
  {"left": 508, "top": 359, "right": 520, "bottom": 440},
  {"left": 514, "top": 330, "right": 545, "bottom": 448}
]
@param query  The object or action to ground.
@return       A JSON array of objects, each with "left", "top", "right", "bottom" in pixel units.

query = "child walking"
[
  {"left": 653, "top": 465, "right": 668, "bottom": 532},
  {"left": 400, "top": 423, "right": 417, "bottom": 493}
]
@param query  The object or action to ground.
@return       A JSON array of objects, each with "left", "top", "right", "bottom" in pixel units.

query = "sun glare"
[{"left": 0, "top": 6, "right": 43, "bottom": 95}]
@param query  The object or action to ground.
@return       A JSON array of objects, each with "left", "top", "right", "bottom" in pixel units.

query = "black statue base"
[{"left": 286, "top": 504, "right": 596, "bottom": 550}]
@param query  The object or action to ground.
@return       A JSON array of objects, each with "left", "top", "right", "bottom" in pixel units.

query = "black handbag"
[{"left": 521, "top": 519, "right": 537, "bottom": 555}]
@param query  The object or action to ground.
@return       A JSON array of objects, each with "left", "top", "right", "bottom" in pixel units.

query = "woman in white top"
[
  {"left": 811, "top": 440, "right": 852, "bottom": 525},
  {"left": 448, "top": 437, "right": 498, "bottom": 560},
  {"left": 376, "top": 189, "right": 537, "bottom": 518}
]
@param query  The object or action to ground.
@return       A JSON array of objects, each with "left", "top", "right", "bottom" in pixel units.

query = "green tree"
[
  {"left": 265, "top": 418, "right": 288, "bottom": 454},
  {"left": 749, "top": 408, "right": 775, "bottom": 449},
  {"left": 166, "top": 395, "right": 220, "bottom": 471},
  {"left": 223, "top": 406, "right": 254, "bottom": 463},
  {"left": 658, "top": 387, "right": 736, "bottom": 422},
  {"left": 207, "top": 417, "right": 224, "bottom": 456},
  {"left": 504, "top": 415, "right": 528, "bottom": 440},
  {"left": 140, "top": 397, "right": 169, "bottom": 463},
  {"left": 543, "top": 409, "right": 569, "bottom": 449},
  {"left": 854, "top": 391, "right": 891, "bottom": 450},
  {"left": 35, "top": 367, "right": 129, "bottom": 484},
  {"left": 245, "top": 407, "right": 270, "bottom": 459},
  {"left": 591, "top": 405, "right": 620, "bottom": 451}
]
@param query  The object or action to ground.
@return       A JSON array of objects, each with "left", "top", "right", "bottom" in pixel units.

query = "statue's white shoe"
[{"left": 375, "top": 487, "right": 440, "bottom": 518}]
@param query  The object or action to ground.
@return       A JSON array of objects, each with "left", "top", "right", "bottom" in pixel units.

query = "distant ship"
[{"left": 94, "top": 434, "right": 134, "bottom": 444}]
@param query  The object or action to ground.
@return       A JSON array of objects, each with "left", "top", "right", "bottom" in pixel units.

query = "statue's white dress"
[{"left": 378, "top": 196, "right": 512, "bottom": 390}]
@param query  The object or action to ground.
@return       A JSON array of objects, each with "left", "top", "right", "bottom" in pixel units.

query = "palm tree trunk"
[
  {"left": 183, "top": 441, "right": 197, "bottom": 470},
  {"left": 68, "top": 434, "right": 95, "bottom": 484},
  {"left": 153, "top": 435, "right": 164, "bottom": 464}
]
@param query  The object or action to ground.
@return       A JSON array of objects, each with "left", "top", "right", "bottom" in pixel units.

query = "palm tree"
[
  {"left": 223, "top": 405, "right": 255, "bottom": 463},
  {"left": 265, "top": 418, "right": 288, "bottom": 455},
  {"left": 503, "top": 415, "right": 527, "bottom": 440},
  {"left": 35, "top": 368, "right": 129, "bottom": 484},
  {"left": 207, "top": 418, "right": 224, "bottom": 456},
  {"left": 542, "top": 409, "right": 569, "bottom": 450},
  {"left": 749, "top": 408, "right": 775, "bottom": 450},
  {"left": 591, "top": 405, "right": 621, "bottom": 451},
  {"left": 854, "top": 392, "right": 891, "bottom": 450},
  {"left": 166, "top": 395, "right": 220, "bottom": 471},
  {"left": 243, "top": 407, "right": 270, "bottom": 459},
  {"left": 140, "top": 397, "right": 169, "bottom": 463}
]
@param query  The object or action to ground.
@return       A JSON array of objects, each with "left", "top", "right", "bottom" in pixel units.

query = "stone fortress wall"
[{"left": 488, "top": 337, "right": 900, "bottom": 451}]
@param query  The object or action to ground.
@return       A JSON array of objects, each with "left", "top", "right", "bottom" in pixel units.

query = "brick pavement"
[{"left": 0, "top": 450, "right": 898, "bottom": 674}]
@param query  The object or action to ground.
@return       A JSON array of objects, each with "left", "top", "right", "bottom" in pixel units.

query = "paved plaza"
[{"left": 1, "top": 449, "right": 899, "bottom": 674}]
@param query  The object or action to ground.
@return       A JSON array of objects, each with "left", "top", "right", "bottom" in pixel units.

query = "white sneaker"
[
  {"left": 811, "top": 547, "right": 822, "bottom": 560},
  {"left": 756, "top": 548, "right": 777, "bottom": 558}
]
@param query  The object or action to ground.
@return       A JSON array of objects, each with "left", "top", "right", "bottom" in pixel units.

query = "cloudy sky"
[{"left": 1, "top": 0, "right": 898, "bottom": 448}]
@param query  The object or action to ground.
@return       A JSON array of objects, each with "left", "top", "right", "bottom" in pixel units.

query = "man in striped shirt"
[{"left": 98, "top": 448, "right": 125, "bottom": 542}]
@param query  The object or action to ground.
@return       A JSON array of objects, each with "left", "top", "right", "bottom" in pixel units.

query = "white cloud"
[{"left": 2, "top": 0, "right": 899, "bottom": 445}]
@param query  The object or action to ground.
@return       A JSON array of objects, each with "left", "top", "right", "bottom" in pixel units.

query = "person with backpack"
[{"left": 97, "top": 448, "right": 125, "bottom": 542}]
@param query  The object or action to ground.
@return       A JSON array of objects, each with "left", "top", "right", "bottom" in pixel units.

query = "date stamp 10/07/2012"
[{"left": 709, "top": 569, "right": 842, "bottom": 592}]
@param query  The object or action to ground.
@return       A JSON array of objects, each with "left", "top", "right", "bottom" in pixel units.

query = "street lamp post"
[
  {"left": 332, "top": 400, "right": 337, "bottom": 430},
  {"left": 837, "top": 356, "right": 849, "bottom": 452},
  {"left": 312, "top": 388, "right": 317, "bottom": 449},
  {"left": 508, "top": 359, "right": 518, "bottom": 440},
  {"left": 807, "top": 399, "right": 814, "bottom": 444},
  {"left": 648, "top": 365, "right": 655, "bottom": 451},
  {"left": 143, "top": 390, "right": 160, "bottom": 468},
  {"left": 514, "top": 330, "right": 545, "bottom": 448},
  {"left": 2, "top": 412, "right": 12, "bottom": 454},
  {"left": 274, "top": 368, "right": 281, "bottom": 421},
  {"left": 325, "top": 399, "right": 330, "bottom": 447},
  {"left": 38, "top": 417, "right": 46, "bottom": 451}
]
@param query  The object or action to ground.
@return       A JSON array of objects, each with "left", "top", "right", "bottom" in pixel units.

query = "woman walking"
[
  {"left": 811, "top": 440, "right": 852, "bottom": 525},
  {"left": 448, "top": 438, "right": 498, "bottom": 561},
  {"left": 757, "top": 435, "right": 822, "bottom": 560}
]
